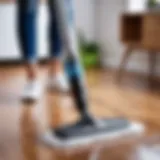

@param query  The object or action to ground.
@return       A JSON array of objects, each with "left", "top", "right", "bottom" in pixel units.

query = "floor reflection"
[
  {"left": 20, "top": 104, "right": 39, "bottom": 160},
  {"left": 19, "top": 94, "right": 141, "bottom": 160},
  {"left": 44, "top": 93, "right": 95, "bottom": 160},
  {"left": 46, "top": 92, "right": 78, "bottom": 129}
]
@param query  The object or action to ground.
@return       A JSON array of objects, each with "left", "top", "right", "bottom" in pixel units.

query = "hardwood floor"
[{"left": 0, "top": 66, "right": 159, "bottom": 160}]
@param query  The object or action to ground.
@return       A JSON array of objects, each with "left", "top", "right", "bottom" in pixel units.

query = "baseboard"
[
  {"left": 0, "top": 59, "right": 160, "bottom": 82},
  {"left": 102, "top": 58, "right": 160, "bottom": 78},
  {"left": 0, "top": 58, "right": 48, "bottom": 66}
]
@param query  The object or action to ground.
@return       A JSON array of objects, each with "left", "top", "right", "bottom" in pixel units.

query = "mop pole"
[{"left": 54, "top": 0, "right": 91, "bottom": 119}]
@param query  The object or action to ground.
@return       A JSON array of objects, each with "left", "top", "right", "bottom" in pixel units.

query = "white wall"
[
  {"left": 97, "top": 0, "right": 160, "bottom": 76},
  {"left": 0, "top": 4, "right": 20, "bottom": 60},
  {"left": 0, "top": 1, "right": 95, "bottom": 60},
  {"left": 0, "top": 4, "right": 49, "bottom": 60},
  {"left": 127, "top": 0, "right": 147, "bottom": 12},
  {"left": 74, "top": 0, "right": 96, "bottom": 41},
  {"left": 97, "top": 0, "right": 126, "bottom": 68}
]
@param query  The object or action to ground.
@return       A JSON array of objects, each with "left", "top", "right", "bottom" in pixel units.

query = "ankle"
[
  {"left": 49, "top": 59, "right": 63, "bottom": 76},
  {"left": 27, "top": 74, "right": 37, "bottom": 81},
  {"left": 25, "top": 63, "right": 38, "bottom": 80}
]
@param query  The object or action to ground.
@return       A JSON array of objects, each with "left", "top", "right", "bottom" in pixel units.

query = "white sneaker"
[
  {"left": 22, "top": 80, "right": 42, "bottom": 101},
  {"left": 48, "top": 73, "right": 69, "bottom": 92}
]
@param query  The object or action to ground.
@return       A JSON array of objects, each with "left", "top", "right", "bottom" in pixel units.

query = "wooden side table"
[{"left": 118, "top": 12, "right": 160, "bottom": 81}]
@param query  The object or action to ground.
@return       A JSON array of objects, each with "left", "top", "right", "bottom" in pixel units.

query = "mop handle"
[{"left": 54, "top": 0, "right": 89, "bottom": 115}]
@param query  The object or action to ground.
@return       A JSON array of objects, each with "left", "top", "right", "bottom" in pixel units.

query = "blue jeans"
[{"left": 17, "top": 0, "right": 74, "bottom": 63}]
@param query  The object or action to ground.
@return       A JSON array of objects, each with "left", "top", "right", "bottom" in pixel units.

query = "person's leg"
[
  {"left": 17, "top": 0, "right": 41, "bottom": 100},
  {"left": 47, "top": 0, "right": 69, "bottom": 91},
  {"left": 48, "top": 0, "right": 62, "bottom": 75}
]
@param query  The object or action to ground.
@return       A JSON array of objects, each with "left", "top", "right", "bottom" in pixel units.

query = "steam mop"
[{"left": 43, "top": 0, "right": 145, "bottom": 148}]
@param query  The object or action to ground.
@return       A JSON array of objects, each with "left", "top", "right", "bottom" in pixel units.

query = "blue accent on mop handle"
[{"left": 65, "top": 58, "right": 83, "bottom": 78}]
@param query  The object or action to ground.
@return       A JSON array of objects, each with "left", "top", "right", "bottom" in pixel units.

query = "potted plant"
[
  {"left": 78, "top": 31, "right": 100, "bottom": 69},
  {"left": 148, "top": 0, "right": 158, "bottom": 8}
]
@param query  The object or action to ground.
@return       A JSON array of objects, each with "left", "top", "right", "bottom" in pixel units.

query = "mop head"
[{"left": 42, "top": 118, "right": 145, "bottom": 148}]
